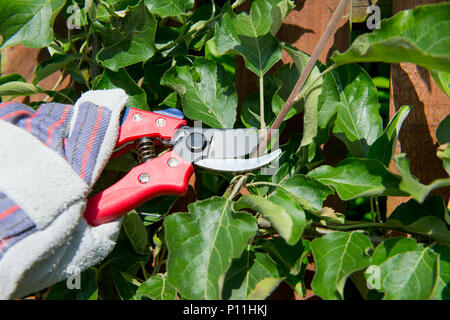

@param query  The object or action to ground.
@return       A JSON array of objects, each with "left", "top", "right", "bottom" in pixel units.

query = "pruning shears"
[{"left": 83, "top": 107, "right": 281, "bottom": 226}]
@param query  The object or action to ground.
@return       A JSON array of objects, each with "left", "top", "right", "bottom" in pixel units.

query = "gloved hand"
[{"left": 0, "top": 89, "right": 128, "bottom": 299}]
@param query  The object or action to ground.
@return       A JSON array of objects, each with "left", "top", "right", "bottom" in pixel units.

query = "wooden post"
[{"left": 387, "top": 0, "right": 450, "bottom": 215}]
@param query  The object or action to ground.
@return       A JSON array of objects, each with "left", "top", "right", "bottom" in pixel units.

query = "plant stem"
[
  {"left": 375, "top": 196, "right": 381, "bottom": 222},
  {"left": 246, "top": 181, "right": 279, "bottom": 188},
  {"left": 370, "top": 196, "right": 375, "bottom": 222},
  {"left": 43, "top": 70, "right": 67, "bottom": 102},
  {"left": 256, "top": 0, "right": 351, "bottom": 155},
  {"left": 224, "top": 175, "right": 248, "bottom": 200},
  {"left": 259, "top": 74, "right": 265, "bottom": 130}
]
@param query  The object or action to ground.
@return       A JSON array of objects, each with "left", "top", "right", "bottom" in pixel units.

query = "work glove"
[{"left": 0, "top": 89, "right": 128, "bottom": 299}]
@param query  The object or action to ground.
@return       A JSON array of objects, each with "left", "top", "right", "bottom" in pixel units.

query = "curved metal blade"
[
  {"left": 195, "top": 149, "right": 281, "bottom": 172},
  {"left": 173, "top": 127, "right": 262, "bottom": 164}
]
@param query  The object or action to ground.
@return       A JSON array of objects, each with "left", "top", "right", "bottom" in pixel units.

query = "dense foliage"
[{"left": 0, "top": 0, "right": 449, "bottom": 300}]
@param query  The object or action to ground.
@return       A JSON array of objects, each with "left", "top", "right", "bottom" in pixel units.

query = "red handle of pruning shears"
[{"left": 84, "top": 108, "right": 192, "bottom": 226}]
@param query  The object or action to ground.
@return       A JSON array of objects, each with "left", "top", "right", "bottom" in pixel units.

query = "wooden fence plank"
[{"left": 387, "top": 0, "right": 450, "bottom": 215}]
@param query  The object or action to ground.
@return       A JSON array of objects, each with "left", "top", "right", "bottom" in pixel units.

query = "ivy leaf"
[
  {"left": 33, "top": 53, "right": 79, "bottom": 85},
  {"left": 92, "top": 69, "right": 148, "bottom": 110},
  {"left": 388, "top": 196, "right": 450, "bottom": 245},
  {"left": 308, "top": 159, "right": 405, "bottom": 200},
  {"left": 213, "top": 2, "right": 240, "bottom": 55},
  {"left": 394, "top": 154, "right": 450, "bottom": 203},
  {"left": 295, "top": 70, "right": 341, "bottom": 164},
  {"left": 161, "top": 58, "right": 237, "bottom": 128},
  {"left": 112, "top": 271, "right": 139, "bottom": 300},
  {"left": 269, "top": 0, "right": 295, "bottom": 36},
  {"left": 283, "top": 44, "right": 323, "bottom": 147},
  {"left": 437, "top": 144, "right": 450, "bottom": 176},
  {"left": 263, "top": 237, "right": 310, "bottom": 276},
  {"left": 368, "top": 238, "right": 439, "bottom": 300},
  {"left": 0, "top": 0, "right": 66, "bottom": 48},
  {"left": 368, "top": 105, "right": 410, "bottom": 167},
  {"left": 144, "top": 0, "right": 194, "bottom": 18},
  {"left": 263, "top": 238, "right": 310, "bottom": 297},
  {"left": 214, "top": 0, "right": 282, "bottom": 77},
  {"left": 431, "top": 246, "right": 450, "bottom": 300},
  {"left": 164, "top": 197, "right": 257, "bottom": 299},
  {"left": 332, "top": 3, "right": 450, "bottom": 73},
  {"left": 97, "top": 1, "right": 157, "bottom": 71},
  {"left": 332, "top": 64, "right": 383, "bottom": 158},
  {"left": 103, "top": 230, "right": 149, "bottom": 274},
  {"left": 136, "top": 274, "right": 177, "bottom": 300},
  {"left": 272, "top": 44, "right": 323, "bottom": 147},
  {"left": 222, "top": 246, "right": 284, "bottom": 300},
  {"left": 123, "top": 211, "right": 149, "bottom": 255},
  {"left": 0, "top": 81, "right": 43, "bottom": 97},
  {"left": 0, "top": 73, "right": 26, "bottom": 85},
  {"left": 278, "top": 175, "right": 333, "bottom": 213},
  {"left": 241, "top": 74, "right": 277, "bottom": 128},
  {"left": 46, "top": 268, "right": 98, "bottom": 300},
  {"left": 436, "top": 114, "right": 450, "bottom": 145},
  {"left": 311, "top": 231, "right": 373, "bottom": 300},
  {"left": 234, "top": 191, "right": 308, "bottom": 245},
  {"left": 101, "top": 0, "right": 140, "bottom": 10},
  {"left": 432, "top": 70, "right": 450, "bottom": 99}
]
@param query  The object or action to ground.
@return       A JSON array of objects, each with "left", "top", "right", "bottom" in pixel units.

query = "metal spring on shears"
[{"left": 136, "top": 137, "right": 156, "bottom": 163}]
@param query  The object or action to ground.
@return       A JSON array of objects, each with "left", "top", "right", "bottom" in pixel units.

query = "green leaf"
[
  {"left": 308, "top": 158, "right": 405, "bottom": 200},
  {"left": 271, "top": 64, "right": 302, "bottom": 120},
  {"left": 46, "top": 268, "right": 98, "bottom": 300},
  {"left": 388, "top": 196, "right": 450, "bottom": 245},
  {"left": 431, "top": 69, "right": 450, "bottom": 99},
  {"left": 0, "top": 0, "right": 66, "bottom": 48},
  {"left": 368, "top": 238, "right": 439, "bottom": 300},
  {"left": 103, "top": 230, "right": 149, "bottom": 273},
  {"left": 278, "top": 175, "right": 333, "bottom": 213},
  {"left": 368, "top": 105, "right": 410, "bottom": 166},
  {"left": 269, "top": 0, "right": 295, "bottom": 36},
  {"left": 161, "top": 58, "right": 237, "bottom": 128},
  {"left": 33, "top": 53, "right": 79, "bottom": 84},
  {"left": 93, "top": 69, "right": 148, "bottom": 110},
  {"left": 0, "top": 73, "right": 26, "bottom": 85},
  {"left": 295, "top": 69, "right": 341, "bottom": 162},
  {"left": 394, "top": 154, "right": 450, "bottom": 203},
  {"left": 240, "top": 74, "right": 277, "bottom": 128},
  {"left": 0, "top": 81, "right": 43, "bottom": 97},
  {"left": 332, "top": 3, "right": 450, "bottom": 73},
  {"left": 101, "top": 0, "right": 140, "bottom": 10},
  {"left": 222, "top": 246, "right": 284, "bottom": 300},
  {"left": 431, "top": 245, "right": 450, "bottom": 300},
  {"left": 263, "top": 238, "right": 310, "bottom": 297},
  {"left": 214, "top": 0, "right": 282, "bottom": 77},
  {"left": 144, "top": 0, "right": 194, "bottom": 18},
  {"left": 272, "top": 44, "right": 323, "bottom": 146},
  {"left": 164, "top": 197, "right": 257, "bottom": 299},
  {"left": 123, "top": 211, "right": 149, "bottom": 255},
  {"left": 234, "top": 191, "right": 308, "bottom": 245},
  {"left": 311, "top": 231, "right": 373, "bottom": 300},
  {"left": 263, "top": 237, "right": 310, "bottom": 276},
  {"left": 436, "top": 114, "right": 450, "bottom": 145},
  {"left": 112, "top": 271, "right": 139, "bottom": 300},
  {"left": 437, "top": 144, "right": 450, "bottom": 176},
  {"left": 332, "top": 64, "right": 383, "bottom": 158},
  {"left": 214, "top": 2, "right": 240, "bottom": 55},
  {"left": 136, "top": 273, "right": 177, "bottom": 300},
  {"left": 97, "top": 1, "right": 157, "bottom": 71}
]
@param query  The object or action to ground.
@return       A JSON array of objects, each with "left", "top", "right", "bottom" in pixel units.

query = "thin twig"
[
  {"left": 256, "top": 0, "right": 351, "bottom": 155},
  {"left": 374, "top": 196, "right": 381, "bottom": 222}
]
